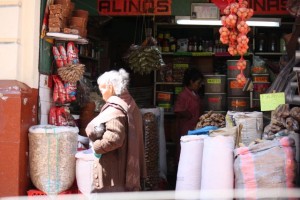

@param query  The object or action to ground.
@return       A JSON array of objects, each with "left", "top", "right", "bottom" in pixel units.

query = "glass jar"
[
  {"left": 269, "top": 33, "right": 278, "bottom": 52},
  {"left": 256, "top": 33, "right": 266, "bottom": 52}
]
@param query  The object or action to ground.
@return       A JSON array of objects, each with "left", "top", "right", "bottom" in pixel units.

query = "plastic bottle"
[
  {"left": 280, "top": 37, "right": 286, "bottom": 53},
  {"left": 188, "top": 37, "right": 194, "bottom": 52},
  {"left": 198, "top": 38, "right": 203, "bottom": 52}
]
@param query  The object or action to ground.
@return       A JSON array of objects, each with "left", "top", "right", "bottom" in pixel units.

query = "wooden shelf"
[
  {"left": 155, "top": 82, "right": 182, "bottom": 85},
  {"left": 79, "top": 55, "right": 98, "bottom": 61},
  {"left": 161, "top": 51, "right": 253, "bottom": 57},
  {"left": 161, "top": 52, "right": 214, "bottom": 56},
  {"left": 45, "top": 32, "right": 88, "bottom": 44}
]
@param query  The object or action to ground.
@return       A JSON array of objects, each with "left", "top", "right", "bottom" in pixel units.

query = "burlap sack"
[{"left": 234, "top": 137, "right": 296, "bottom": 192}]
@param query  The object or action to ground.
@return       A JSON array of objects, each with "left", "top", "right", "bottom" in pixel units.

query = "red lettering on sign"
[
  {"left": 249, "top": 0, "right": 288, "bottom": 15},
  {"left": 212, "top": 0, "right": 289, "bottom": 15},
  {"left": 98, "top": 0, "right": 172, "bottom": 16}
]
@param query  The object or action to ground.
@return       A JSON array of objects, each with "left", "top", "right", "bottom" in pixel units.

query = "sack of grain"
[
  {"left": 75, "top": 148, "right": 95, "bottom": 195},
  {"left": 176, "top": 135, "right": 207, "bottom": 191},
  {"left": 226, "top": 111, "right": 263, "bottom": 146},
  {"left": 234, "top": 137, "right": 296, "bottom": 192},
  {"left": 28, "top": 125, "right": 78, "bottom": 195},
  {"left": 201, "top": 134, "right": 235, "bottom": 194}
]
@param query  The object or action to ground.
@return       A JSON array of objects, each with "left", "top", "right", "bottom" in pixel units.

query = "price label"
[
  {"left": 173, "top": 63, "right": 189, "bottom": 69},
  {"left": 207, "top": 78, "right": 221, "bottom": 84},
  {"left": 260, "top": 92, "right": 285, "bottom": 111}
]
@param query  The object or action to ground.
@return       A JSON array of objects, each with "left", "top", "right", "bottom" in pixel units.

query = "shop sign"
[
  {"left": 212, "top": 0, "right": 289, "bottom": 15},
  {"left": 98, "top": 0, "right": 172, "bottom": 16},
  {"left": 248, "top": 0, "right": 289, "bottom": 15}
]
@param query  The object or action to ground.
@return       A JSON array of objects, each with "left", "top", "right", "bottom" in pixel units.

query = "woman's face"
[
  {"left": 99, "top": 83, "right": 115, "bottom": 101},
  {"left": 189, "top": 79, "right": 202, "bottom": 92}
]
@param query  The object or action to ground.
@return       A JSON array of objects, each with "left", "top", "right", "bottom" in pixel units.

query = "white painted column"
[{"left": 0, "top": 0, "right": 41, "bottom": 89}]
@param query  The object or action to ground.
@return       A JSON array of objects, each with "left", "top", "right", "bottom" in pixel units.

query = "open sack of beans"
[{"left": 28, "top": 125, "right": 78, "bottom": 195}]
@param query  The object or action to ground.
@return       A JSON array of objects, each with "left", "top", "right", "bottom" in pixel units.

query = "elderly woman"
[{"left": 85, "top": 68, "right": 146, "bottom": 192}]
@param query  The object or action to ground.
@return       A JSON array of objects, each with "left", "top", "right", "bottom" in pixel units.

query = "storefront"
[{"left": 0, "top": 0, "right": 300, "bottom": 197}]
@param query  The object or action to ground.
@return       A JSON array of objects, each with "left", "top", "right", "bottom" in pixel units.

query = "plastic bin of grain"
[{"left": 28, "top": 125, "right": 78, "bottom": 195}]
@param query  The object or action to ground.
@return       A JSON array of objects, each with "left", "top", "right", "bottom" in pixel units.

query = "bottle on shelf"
[
  {"left": 280, "top": 36, "right": 286, "bottom": 53},
  {"left": 157, "top": 33, "right": 164, "bottom": 52},
  {"left": 214, "top": 39, "right": 219, "bottom": 53},
  {"left": 188, "top": 37, "right": 194, "bottom": 52},
  {"left": 192, "top": 36, "right": 198, "bottom": 52},
  {"left": 162, "top": 33, "right": 170, "bottom": 52},
  {"left": 269, "top": 33, "right": 277, "bottom": 52},
  {"left": 198, "top": 38, "right": 203, "bottom": 52},
  {"left": 208, "top": 40, "right": 213, "bottom": 52},
  {"left": 169, "top": 36, "right": 177, "bottom": 52},
  {"left": 257, "top": 33, "right": 266, "bottom": 52}
]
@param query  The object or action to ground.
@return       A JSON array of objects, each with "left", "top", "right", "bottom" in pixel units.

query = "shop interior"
[{"left": 25, "top": 0, "right": 300, "bottom": 197}]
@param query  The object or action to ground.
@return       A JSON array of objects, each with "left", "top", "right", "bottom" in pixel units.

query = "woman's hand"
[{"left": 88, "top": 123, "right": 105, "bottom": 142}]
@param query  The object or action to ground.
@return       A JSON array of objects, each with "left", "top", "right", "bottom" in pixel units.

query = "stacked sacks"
[{"left": 176, "top": 126, "right": 237, "bottom": 194}]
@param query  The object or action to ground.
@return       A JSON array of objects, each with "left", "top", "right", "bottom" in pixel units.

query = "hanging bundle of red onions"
[{"left": 219, "top": 0, "right": 253, "bottom": 86}]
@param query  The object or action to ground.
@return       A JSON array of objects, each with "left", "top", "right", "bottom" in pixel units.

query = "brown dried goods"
[
  {"left": 57, "top": 63, "right": 85, "bottom": 84},
  {"left": 143, "top": 112, "right": 160, "bottom": 190},
  {"left": 195, "top": 111, "right": 225, "bottom": 129},
  {"left": 290, "top": 107, "right": 300, "bottom": 122}
]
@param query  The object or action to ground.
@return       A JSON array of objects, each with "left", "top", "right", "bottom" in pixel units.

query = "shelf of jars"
[
  {"left": 161, "top": 51, "right": 253, "bottom": 57},
  {"left": 161, "top": 51, "right": 213, "bottom": 56},
  {"left": 155, "top": 82, "right": 182, "bottom": 85}
]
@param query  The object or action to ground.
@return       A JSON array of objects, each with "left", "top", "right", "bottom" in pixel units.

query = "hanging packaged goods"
[{"left": 123, "top": 28, "right": 165, "bottom": 75}]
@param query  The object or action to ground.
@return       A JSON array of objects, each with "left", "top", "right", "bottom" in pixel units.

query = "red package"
[
  {"left": 57, "top": 77, "right": 66, "bottom": 104},
  {"left": 59, "top": 45, "right": 68, "bottom": 66},
  {"left": 52, "top": 75, "right": 59, "bottom": 102},
  {"left": 56, "top": 107, "right": 68, "bottom": 126},
  {"left": 52, "top": 46, "right": 64, "bottom": 68},
  {"left": 63, "top": 106, "right": 76, "bottom": 126},
  {"left": 48, "top": 106, "right": 57, "bottom": 125},
  {"left": 65, "top": 82, "right": 77, "bottom": 102},
  {"left": 67, "top": 42, "right": 79, "bottom": 64},
  {"left": 53, "top": 75, "right": 67, "bottom": 104}
]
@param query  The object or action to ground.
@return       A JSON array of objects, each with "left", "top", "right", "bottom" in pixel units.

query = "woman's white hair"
[{"left": 97, "top": 68, "right": 130, "bottom": 95}]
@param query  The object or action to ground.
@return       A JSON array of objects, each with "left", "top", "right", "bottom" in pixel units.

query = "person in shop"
[
  {"left": 174, "top": 67, "right": 204, "bottom": 159},
  {"left": 85, "top": 68, "right": 146, "bottom": 192}
]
